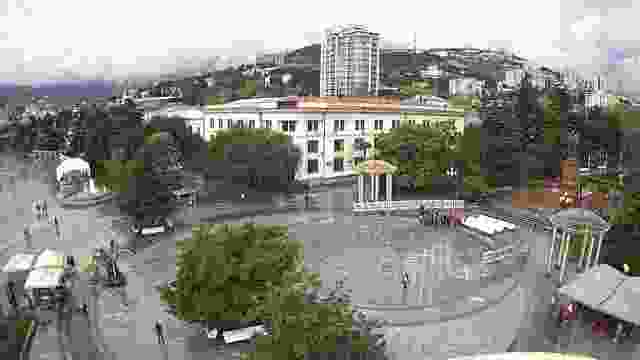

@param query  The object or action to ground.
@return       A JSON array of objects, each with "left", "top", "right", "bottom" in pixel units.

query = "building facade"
[
  {"left": 203, "top": 97, "right": 464, "bottom": 181},
  {"left": 320, "top": 25, "right": 381, "bottom": 97}
]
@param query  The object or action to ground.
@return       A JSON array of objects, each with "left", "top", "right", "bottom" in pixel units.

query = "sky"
[{"left": 0, "top": 0, "right": 639, "bottom": 94}]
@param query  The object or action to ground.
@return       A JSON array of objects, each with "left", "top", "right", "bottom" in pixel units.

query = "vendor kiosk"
[{"left": 24, "top": 249, "right": 72, "bottom": 310}]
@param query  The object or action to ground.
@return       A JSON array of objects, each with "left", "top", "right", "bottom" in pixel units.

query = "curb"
[{"left": 19, "top": 319, "right": 38, "bottom": 360}]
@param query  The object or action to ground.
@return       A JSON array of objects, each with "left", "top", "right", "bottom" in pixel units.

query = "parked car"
[{"left": 130, "top": 217, "right": 175, "bottom": 237}]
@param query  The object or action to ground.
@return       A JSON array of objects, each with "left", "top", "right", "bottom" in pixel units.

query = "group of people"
[{"left": 417, "top": 204, "right": 462, "bottom": 227}]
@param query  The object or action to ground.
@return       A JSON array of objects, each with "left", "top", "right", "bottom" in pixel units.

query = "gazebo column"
[
  {"left": 559, "top": 232, "right": 571, "bottom": 284},
  {"left": 357, "top": 175, "right": 364, "bottom": 203},
  {"left": 578, "top": 229, "right": 589, "bottom": 272},
  {"left": 593, "top": 230, "right": 606, "bottom": 267},
  {"left": 370, "top": 175, "right": 376, "bottom": 202},
  {"left": 386, "top": 174, "right": 392, "bottom": 202},
  {"left": 546, "top": 226, "right": 558, "bottom": 275},
  {"left": 585, "top": 232, "right": 597, "bottom": 270}
]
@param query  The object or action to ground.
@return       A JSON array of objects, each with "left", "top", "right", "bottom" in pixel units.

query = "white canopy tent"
[
  {"left": 598, "top": 276, "right": 640, "bottom": 326},
  {"left": 56, "top": 157, "right": 91, "bottom": 182},
  {"left": 557, "top": 263, "right": 626, "bottom": 309},
  {"left": 24, "top": 267, "right": 65, "bottom": 290},
  {"left": 2, "top": 254, "right": 37, "bottom": 273}
]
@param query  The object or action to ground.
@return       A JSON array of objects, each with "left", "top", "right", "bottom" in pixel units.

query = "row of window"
[
  {"left": 306, "top": 158, "right": 344, "bottom": 174},
  {"left": 306, "top": 138, "right": 372, "bottom": 154},
  {"left": 208, "top": 118, "right": 398, "bottom": 132}
]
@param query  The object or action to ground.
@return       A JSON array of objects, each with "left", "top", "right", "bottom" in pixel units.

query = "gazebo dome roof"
[{"left": 549, "top": 208, "right": 610, "bottom": 232}]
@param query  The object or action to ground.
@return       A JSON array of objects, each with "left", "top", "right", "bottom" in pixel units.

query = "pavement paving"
[{"left": 7, "top": 153, "right": 635, "bottom": 360}]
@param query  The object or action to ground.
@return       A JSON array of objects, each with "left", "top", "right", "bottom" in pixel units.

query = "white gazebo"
[
  {"left": 353, "top": 159, "right": 398, "bottom": 204},
  {"left": 546, "top": 208, "right": 611, "bottom": 284},
  {"left": 56, "top": 157, "right": 91, "bottom": 183}
]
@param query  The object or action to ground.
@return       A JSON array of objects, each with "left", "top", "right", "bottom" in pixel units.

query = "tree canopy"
[
  {"left": 160, "top": 222, "right": 386, "bottom": 360},
  {"left": 208, "top": 128, "right": 301, "bottom": 189}
]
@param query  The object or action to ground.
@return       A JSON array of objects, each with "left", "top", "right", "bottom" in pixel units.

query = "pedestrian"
[
  {"left": 42, "top": 200, "right": 48, "bottom": 217},
  {"left": 154, "top": 320, "right": 166, "bottom": 345},
  {"left": 81, "top": 303, "right": 88, "bottom": 315},
  {"left": 34, "top": 201, "right": 41, "bottom": 219},
  {"left": 401, "top": 271, "right": 409, "bottom": 289},
  {"left": 24, "top": 226, "right": 32, "bottom": 249},
  {"left": 53, "top": 216, "right": 60, "bottom": 238},
  {"left": 7, "top": 281, "right": 17, "bottom": 309}
]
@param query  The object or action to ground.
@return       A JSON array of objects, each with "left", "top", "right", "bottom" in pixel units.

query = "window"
[
  {"left": 307, "top": 120, "right": 319, "bottom": 132},
  {"left": 307, "top": 140, "right": 319, "bottom": 153},
  {"left": 355, "top": 119, "right": 365, "bottom": 130},
  {"left": 209, "top": 118, "right": 215, "bottom": 129},
  {"left": 374, "top": 119, "right": 383, "bottom": 130},
  {"left": 218, "top": 119, "right": 223, "bottom": 129},
  {"left": 237, "top": 120, "right": 244, "bottom": 128},
  {"left": 249, "top": 119, "right": 255, "bottom": 128},
  {"left": 227, "top": 119, "right": 233, "bottom": 128},
  {"left": 334, "top": 139, "right": 344, "bottom": 152},
  {"left": 333, "top": 158, "right": 344, "bottom": 172},
  {"left": 281, "top": 121, "right": 297, "bottom": 132},
  {"left": 334, "top": 119, "right": 344, "bottom": 132},
  {"left": 408, "top": 119, "right": 416, "bottom": 125},
  {"left": 264, "top": 120, "right": 272, "bottom": 128},
  {"left": 307, "top": 159, "right": 319, "bottom": 174},
  {"left": 392, "top": 119, "right": 400, "bottom": 128}
]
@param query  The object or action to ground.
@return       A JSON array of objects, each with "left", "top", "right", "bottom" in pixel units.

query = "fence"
[
  {"left": 481, "top": 245, "right": 515, "bottom": 264},
  {"left": 353, "top": 200, "right": 465, "bottom": 213},
  {"left": 30, "top": 150, "right": 63, "bottom": 161}
]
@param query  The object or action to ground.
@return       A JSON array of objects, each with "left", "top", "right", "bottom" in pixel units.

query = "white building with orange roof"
[{"left": 203, "top": 96, "right": 463, "bottom": 181}]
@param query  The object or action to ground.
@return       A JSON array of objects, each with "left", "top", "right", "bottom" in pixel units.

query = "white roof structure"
[
  {"left": 557, "top": 264, "right": 626, "bottom": 309},
  {"left": 24, "top": 267, "right": 65, "bottom": 290},
  {"left": 463, "top": 215, "right": 517, "bottom": 235},
  {"left": 598, "top": 276, "right": 640, "bottom": 326},
  {"left": 2, "top": 253, "right": 36, "bottom": 273},
  {"left": 34, "top": 249, "right": 65, "bottom": 269},
  {"left": 56, "top": 157, "right": 90, "bottom": 182}
]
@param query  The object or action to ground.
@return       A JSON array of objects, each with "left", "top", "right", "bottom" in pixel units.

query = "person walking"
[
  {"left": 34, "top": 201, "right": 41, "bottom": 220},
  {"left": 53, "top": 216, "right": 61, "bottom": 238},
  {"left": 401, "top": 271, "right": 410, "bottom": 289},
  {"left": 7, "top": 281, "right": 18, "bottom": 310},
  {"left": 154, "top": 320, "right": 166, "bottom": 345},
  {"left": 24, "top": 226, "right": 32, "bottom": 249},
  {"left": 42, "top": 200, "right": 48, "bottom": 217}
]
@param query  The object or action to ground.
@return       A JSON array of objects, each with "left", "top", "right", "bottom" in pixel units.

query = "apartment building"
[
  {"left": 203, "top": 97, "right": 464, "bottom": 181},
  {"left": 320, "top": 25, "right": 381, "bottom": 97}
]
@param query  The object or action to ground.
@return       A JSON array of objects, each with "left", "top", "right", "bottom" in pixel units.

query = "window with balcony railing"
[
  {"left": 334, "top": 119, "right": 345, "bottom": 132},
  {"left": 218, "top": 119, "right": 223, "bottom": 129},
  {"left": 334, "top": 139, "right": 344, "bottom": 152},
  {"left": 355, "top": 119, "right": 365, "bottom": 130}
]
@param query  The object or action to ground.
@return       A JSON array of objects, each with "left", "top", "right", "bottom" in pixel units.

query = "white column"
[
  {"left": 559, "top": 232, "right": 571, "bottom": 284},
  {"left": 547, "top": 226, "right": 558, "bottom": 274},
  {"left": 370, "top": 175, "right": 376, "bottom": 202},
  {"left": 387, "top": 174, "right": 392, "bottom": 202},
  {"left": 556, "top": 229, "right": 565, "bottom": 268},
  {"left": 578, "top": 229, "right": 588, "bottom": 271},
  {"left": 586, "top": 232, "right": 596, "bottom": 269},
  {"left": 594, "top": 231, "right": 606, "bottom": 267},
  {"left": 357, "top": 175, "right": 363, "bottom": 203}
]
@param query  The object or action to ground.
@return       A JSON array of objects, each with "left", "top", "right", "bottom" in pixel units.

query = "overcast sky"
[{"left": 1, "top": 0, "right": 639, "bottom": 92}]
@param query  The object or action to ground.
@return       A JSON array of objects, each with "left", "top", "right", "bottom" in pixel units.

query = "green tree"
[
  {"left": 239, "top": 79, "right": 258, "bottom": 98},
  {"left": 399, "top": 79, "right": 432, "bottom": 98},
  {"left": 160, "top": 223, "right": 319, "bottom": 326},
  {"left": 375, "top": 121, "right": 461, "bottom": 192},
  {"left": 448, "top": 95, "right": 481, "bottom": 112}
]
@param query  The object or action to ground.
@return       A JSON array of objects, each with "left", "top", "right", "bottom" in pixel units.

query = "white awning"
[
  {"left": 56, "top": 157, "right": 90, "bottom": 182},
  {"left": 34, "top": 249, "right": 65, "bottom": 269},
  {"left": 24, "top": 268, "right": 65, "bottom": 290},
  {"left": 598, "top": 276, "right": 640, "bottom": 326},
  {"left": 557, "top": 264, "right": 627, "bottom": 309},
  {"left": 2, "top": 253, "right": 37, "bottom": 273}
]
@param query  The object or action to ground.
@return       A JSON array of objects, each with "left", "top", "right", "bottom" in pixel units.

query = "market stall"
[
  {"left": 24, "top": 267, "right": 69, "bottom": 310},
  {"left": 557, "top": 263, "right": 626, "bottom": 309}
]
